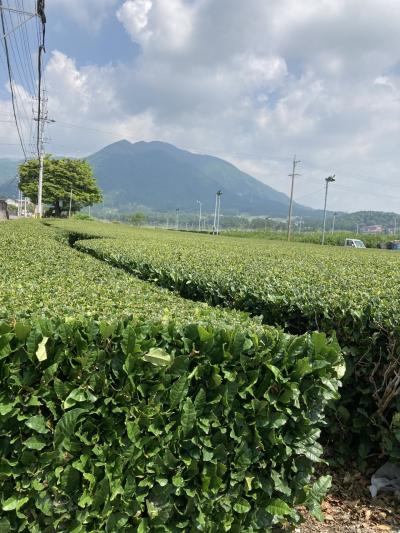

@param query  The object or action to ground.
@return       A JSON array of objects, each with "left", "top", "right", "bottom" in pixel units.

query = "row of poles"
[
  {"left": 175, "top": 190, "right": 223, "bottom": 235},
  {"left": 287, "top": 155, "right": 336, "bottom": 245},
  {"left": 17, "top": 190, "right": 28, "bottom": 217}
]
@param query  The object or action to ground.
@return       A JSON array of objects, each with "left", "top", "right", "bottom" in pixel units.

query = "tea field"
[
  {"left": 0, "top": 220, "right": 344, "bottom": 531},
  {"left": 53, "top": 219, "right": 400, "bottom": 467}
]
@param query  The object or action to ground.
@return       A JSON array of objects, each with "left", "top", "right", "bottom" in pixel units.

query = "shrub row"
[
  {"left": 0, "top": 317, "right": 343, "bottom": 531},
  {"left": 52, "top": 220, "right": 400, "bottom": 465},
  {"left": 0, "top": 221, "right": 343, "bottom": 530}
]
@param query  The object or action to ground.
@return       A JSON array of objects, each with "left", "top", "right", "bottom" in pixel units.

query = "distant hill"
[
  {"left": 87, "top": 140, "right": 319, "bottom": 217},
  {"left": 332, "top": 211, "right": 400, "bottom": 231},
  {"left": 0, "top": 159, "right": 19, "bottom": 198}
]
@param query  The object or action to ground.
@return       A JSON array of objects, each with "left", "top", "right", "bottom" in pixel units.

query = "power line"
[{"left": 0, "top": 0, "right": 27, "bottom": 159}]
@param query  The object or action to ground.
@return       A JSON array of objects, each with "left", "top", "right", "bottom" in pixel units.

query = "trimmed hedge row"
[
  {"left": 51, "top": 220, "right": 400, "bottom": 465},
  {"left": 0, "top": 318, "right": 343, "bottom": 531}
]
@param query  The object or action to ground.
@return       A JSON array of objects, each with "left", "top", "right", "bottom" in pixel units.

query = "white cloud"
[
  {"left": 117, "top": 0, "right": 195, "bottom": 51},
  {"left": 3, "top": 0, "right": 400, "bottom": 212}
]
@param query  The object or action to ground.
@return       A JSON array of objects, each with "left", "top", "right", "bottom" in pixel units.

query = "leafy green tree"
[
  {"left": 130, "top": 212, "right": 146, "bottom": 226},
  {"left": 19, "top": 155, "right": 103, "bottom": 217}
]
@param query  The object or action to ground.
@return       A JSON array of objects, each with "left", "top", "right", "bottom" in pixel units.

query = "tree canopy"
[{"left": 19, "top": 155, "right": 103, "bottom": 217}]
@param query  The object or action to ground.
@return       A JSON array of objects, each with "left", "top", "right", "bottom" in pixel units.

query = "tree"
[
  {"left": 19, "top": 155, "right": 103, "bottom": 217},
  {"left": 130, "top": 212, "right": 147, "bottom": 226}
]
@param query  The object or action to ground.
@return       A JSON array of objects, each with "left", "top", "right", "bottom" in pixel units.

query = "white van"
[{"left": 344, "top": 238, "right": 366, "bottom": 249}]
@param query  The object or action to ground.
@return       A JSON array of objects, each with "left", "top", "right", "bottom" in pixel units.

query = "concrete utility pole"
[
  {"left": 175, "top": 208, "right": 180, "bottom": 230},
  {"left": 321, "top": 175, "right": 335, "bottom": 245},
  {"left": 213, "top": 190, "right": 222, "bottom": 235},
  {"left": 196, "top": 200, "right": 202, "bottom": 231},
  {"left": 216, "top": 191, "right": 222, "bottom": 234},
  {"left": 68, "top": 189, "right": 73, "bottom": 218},
  {"left": 17, "top": 189, "right": 21, "bottom": 217},
  {"left": 331, "top": 212, "right": 337, "bottom": 234},
  {"left": 213, "top": 193, "right": 218, "bottom": 234},
  {"left": 287, "top": 155, "right": 301, "bottom": 241}
]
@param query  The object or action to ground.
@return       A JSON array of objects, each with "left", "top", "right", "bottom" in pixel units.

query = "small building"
[
  {"left": 359, "top": 225, "right": 383, "bottom": 234},
  {"left": 0, "top": 200, "right": 9, "bottom": 220}
]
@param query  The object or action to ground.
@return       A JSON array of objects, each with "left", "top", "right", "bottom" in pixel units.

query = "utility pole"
[
  {"left": 175, "top": 208, "right": 180, "bottom": 230},
  {"left": 34, "top": 111, "right": 55, "bottom": 218},
  {"left": 298, "top": 216, "right": 303, "bottom": 234},
  {"left": 68, "top": 189, "right": 73, "bottom": 218},
  {"left": 196, "top": 200, "right": 202, "bottom": 231},
  {"left": 17, "top": 189, "right": 21, "bottom": 217},
  {"left": 356, "top": 223, "right": 359, "bottom": 235},
  {"left": 216, "top": 191, "right": 222, "bottom": 235},
  {"left": 35, "top": 2, "right": 48, "bottom": 218},
  {"left": 213, "top": 193, "right": 218, "bottom": 234},
  {"left": 394, "top": 216, "right": 397, "bottom": 236},
  {"left": 287, "top": 155, "right": 301, "bottom": 241},
  {"left": 213, "top": 190, "right": 222, "bottom": 235},
  {"left": 24, "top": 196, "right": 27, "bottom": 217},
  {"left": 0, "top": 2, "right": 47, "bottom": 214},
  {"left": 331, "top": 212, "right": 337, "bottom": 234},
  {"left": 321, "top": 175, "right": 335, "bottom": 245}
]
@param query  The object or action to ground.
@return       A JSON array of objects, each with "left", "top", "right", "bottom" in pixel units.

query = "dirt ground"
[{"left": 297, "top": 469, "right": 400, "bottom": 532}]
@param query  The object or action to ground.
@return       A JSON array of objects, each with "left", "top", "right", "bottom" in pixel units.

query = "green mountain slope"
[
  {"left": 0, "top": 159, "right": 19, "bottom": 197},
  {"left": 87, "top": 140, "right": 318, "bottom": 216}
]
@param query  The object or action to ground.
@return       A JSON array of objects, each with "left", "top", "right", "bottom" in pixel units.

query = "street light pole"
[
  {"left": 331, "top": 212, "right": 337, "bottom": 234},
  {"left": 322, "top": 175, "right": 335, "bottom": 245},
  {"left": 298, "top": 216, "right": 303, "bottom": 234},
  {"left": 196, "top": 200, "right": 202, "bottom": 232},
  {"left": 213, "top": 190, "right": 222, "bottom": 235},
  {"left": 217, "top": 191, "right": 222, "bottom": 235},
  {"left": 213, "top": 193, "right": 218, "bottom": 235}
]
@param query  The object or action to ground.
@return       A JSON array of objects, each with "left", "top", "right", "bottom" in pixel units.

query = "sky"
[{"left": 1, "top": 0, "right": 400, "bottom": 212}]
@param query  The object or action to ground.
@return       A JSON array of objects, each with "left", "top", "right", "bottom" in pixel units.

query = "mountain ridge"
[
  {"left": 0, "top": 140, "right": 319, "bottom": 217},
  {"left": 87, "top": 139, "right": 318, "bottom": 216}
]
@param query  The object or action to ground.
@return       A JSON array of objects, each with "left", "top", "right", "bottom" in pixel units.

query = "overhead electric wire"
[
  {"left": 36, "top": 0, "right": 46, "bottom": 158},
  {"left": 0, "top": 0, "right": 27, "bottom": 159},
  {"left": 5, "top": 2, "right": 34, "bottom": 95},
  {"left": 16, "top": 0, "right": 37, "bottom": 92}
]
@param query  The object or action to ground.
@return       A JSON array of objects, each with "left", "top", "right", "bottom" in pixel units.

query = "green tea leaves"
[
  {"left": 143, "top": 347, "right": 172, "bottom": 367},
  {"left": 36, "top": 337, "right": 49, "bottom": 362}
]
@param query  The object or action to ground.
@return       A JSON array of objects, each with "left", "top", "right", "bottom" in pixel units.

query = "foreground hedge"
[
  {"left": 0, "top": 318, "right": 343, "bottom": 531},
  {"left": 54, "top": 220, "right": 400, "bottom": 466}
]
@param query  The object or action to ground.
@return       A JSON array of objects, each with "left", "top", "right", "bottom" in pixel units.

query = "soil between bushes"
[{"left": 296, "top": 468, "right": 400, "bottom": 532}]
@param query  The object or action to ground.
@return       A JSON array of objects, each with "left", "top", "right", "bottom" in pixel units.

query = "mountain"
[
  {"left": 0, "top": 159, "right": 19, "bottom": 198},
  {"left": 87, "top": 140, "right": 318, "bottom": 217}
]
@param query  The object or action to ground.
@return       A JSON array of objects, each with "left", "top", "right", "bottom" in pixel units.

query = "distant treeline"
[{"left": 89, "top": 207, "right": 400, "bottom": 236}]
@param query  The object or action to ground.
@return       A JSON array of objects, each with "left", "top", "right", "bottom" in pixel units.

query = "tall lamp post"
[
  {"left": 213, "top": 190, "right": 222, "bottom": 235},
  {"left": 331, "top": 212, "right": 337, "bottom": 234},
  {"left": 322, "top": 175, "right": 335, "bottom": 245},
  {"left": 196, "top": 200, "right": 202, "bottom": 232}
]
